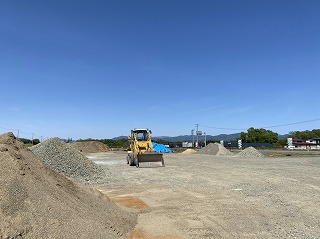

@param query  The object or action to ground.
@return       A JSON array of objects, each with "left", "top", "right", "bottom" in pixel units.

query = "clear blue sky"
[{"left": 1, "top": 0, "right": 319, "bottom": 140}]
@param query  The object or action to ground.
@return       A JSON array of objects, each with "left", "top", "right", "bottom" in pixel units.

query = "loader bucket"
[{"left": 136, "top": 153, "right": 164, "bottom": 167}]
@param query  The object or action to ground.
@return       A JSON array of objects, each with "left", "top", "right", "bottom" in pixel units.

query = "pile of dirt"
[
  {"left": 70, "top": 141, "right": 109, "bottom": 153},
  {"left": 197, "top": 143, "right": 234, "bottom": 156},
  {"left": 237, "top": 146, "right": 265, "bottom": 158},
  {"left": 181, "top": 149, "right": 197, "bottom": 154},
  {"left": 0, "top": 132, "right": 136, "bottom": 238},
  {"left": 30, "top": 137, "right": 106, "bottom": 184}
]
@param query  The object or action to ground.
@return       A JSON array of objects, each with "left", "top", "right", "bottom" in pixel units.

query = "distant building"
[
  {"left": 182, "top": 142, "right": 193, "bottom": 148},
  {"left": 291, "top": 138, "right": 320, "bottom": 150},
  {"left": 306, "top": 138, "right": 320, "bottom": 144}
]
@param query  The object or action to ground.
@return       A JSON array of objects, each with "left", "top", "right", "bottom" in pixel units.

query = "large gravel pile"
[
  {"left": 70, "top": 140, "right": 109, "bottom": 153},
  {"left": 0, "top": 132, "right": 136, "bottom": 238},
  {"left": 31, "top": 137, "right": 106, "bottom": 184},
  {"left": 237, "top": 146, "right": 265, "bottom": 158},
  {"left": 197, "top": 143, "right": 234, "bottom": 156}
]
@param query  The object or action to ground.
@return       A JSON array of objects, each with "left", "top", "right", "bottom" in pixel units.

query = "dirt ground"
[
  {"left": 88, "top": 151, "right": 320, "bottom": 239},
  {"left": 0, "top": 133, "right": 136, "bottom": 239}
]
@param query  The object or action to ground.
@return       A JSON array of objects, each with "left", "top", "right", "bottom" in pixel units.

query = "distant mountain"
[
  {"left": 278, "top": 134, "right": 289, "bottom": 140},
  {"left": 112, "top": 133, "right": 289, "bottom": 142},
  {"left": 112, "top": 136, "right": 127, "bottom": 140}
]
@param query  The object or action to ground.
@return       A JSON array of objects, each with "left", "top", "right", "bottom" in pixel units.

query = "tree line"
[
  {"left": 240, "top": 128, "right": 320, "bottom": 147},
  {"left": 19, "top": 138, "right": 40, "bottom": 145},
  {"left": 33, "top": 128, "right": 320, "bottom": 148},
  {"left": 289, "top": 129, "right": 320, "bottom": 140}
]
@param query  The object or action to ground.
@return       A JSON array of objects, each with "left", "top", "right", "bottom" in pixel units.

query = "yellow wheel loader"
[{"left": 127, "top": 129, "right": 164, "bottom": 167}]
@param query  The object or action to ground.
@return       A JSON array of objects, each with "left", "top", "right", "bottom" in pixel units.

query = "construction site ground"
[{"left": 88, "top": 151, "right": 320, "bottom": 239}]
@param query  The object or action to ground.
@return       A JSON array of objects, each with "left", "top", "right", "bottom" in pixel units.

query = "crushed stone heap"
[
  {"left": 70, "top": 140, "right": 109, "bottom": 153},
  {"left": 237, "top": 146, "right": 265, "bottom": 158},
  {"left": 0, "top": 132, "right": 136, "bottom": 238},
  {"left": 197, "top": 143, "right": 234, "bottom": 156},
  {"left": 31, "top": 137, "right": 106, "bottom": 184}
]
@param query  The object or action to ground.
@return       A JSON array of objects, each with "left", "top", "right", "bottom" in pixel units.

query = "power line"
[
  {"left": 199, "top": 125, "right": 246, "bottom": 131},
  {"left": 0, "top": 127, "right": 35, "bottom": 136},
  {"left": 0, "top": 126, "right": 17, "bottom": 131},
  {"left": 261, "top": 118, "right": 320, "bottom": 129},
  {"left": 19, "top": 130, "right": 33, "bottom": 136},
  {"left": 199, "top": 118, "right": 320, "bottom": 131},
  {"left": 0, "top": 125, "right": 46, "bottom": 140}
]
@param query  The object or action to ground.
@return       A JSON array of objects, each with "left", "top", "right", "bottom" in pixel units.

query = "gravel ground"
[{"left": 90, "top": 151, "right": 320, "bottom": 239}]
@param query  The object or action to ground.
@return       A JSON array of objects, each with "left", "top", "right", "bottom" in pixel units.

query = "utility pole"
[
  {"left": 195, "top": 124, "right": 199, "bottom": 147},
  {"left": 17, "top": 129, "right": 19, "bottom": 138},
  {"left": 31, "top": 133, "right": 34, "bottom": 145},
  {"left": 204, "top": 132, "right": 207, "bottom": 147},
  {"left": 191, "top": 129, "right": 194, "bottom": 147}
]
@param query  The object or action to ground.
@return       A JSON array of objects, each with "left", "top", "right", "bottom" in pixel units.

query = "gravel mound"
[
  {"left": 237, "top": 146, "right": 265, "bottom": 158},
  {"left": 31, "top": 137, "right": 106, "bottom": 184},
  {"left": 181, "top": 149, "right": 197, "bottom": 154},
  {"left": 70, "top": 141, "right": 109, "bottom": 153},
  {"left": 0, "top": 132, "right": 136, "bottom": 238},
  {"left": 197, "top": 143, "right": 233, "bottom": 156}
]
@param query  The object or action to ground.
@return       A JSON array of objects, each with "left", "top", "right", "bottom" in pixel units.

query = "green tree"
[
  {"left": 289, "top": 129, "right": 320, "bottom": 139},
  {"left": 32, "top": 139, "right": 40, "bottom": 145},
  {"left": 275, "top": 138, "right": 287, "bottom": 147},
  {"left": 240, "top": 127, "right": 278, "bottom": 144},
  {"left": 240, "top": 132, "right": 247, "bottom": 142},
  {"left": 19, "top": 138, "right": 32, "bottom": 144}
]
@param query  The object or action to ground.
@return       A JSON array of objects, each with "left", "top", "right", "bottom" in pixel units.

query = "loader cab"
[
  {"left": 133, "top": 130, "right": 150, "bottom": 141},
  {"left": 131, "top": 129, "right": 151, "bottom": 142},
  {"left": 136, "top": 132, "right": 147, "bottom": 141}
]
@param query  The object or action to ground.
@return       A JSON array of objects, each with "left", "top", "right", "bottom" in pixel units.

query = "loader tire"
[{"left": 128, "top": 154, "right": 135, "bottom": 166}]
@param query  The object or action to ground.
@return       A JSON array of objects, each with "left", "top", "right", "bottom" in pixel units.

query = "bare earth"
[
  {"left": 0, "top": 133, "right": 136, "bottom": 239},
  {"left": 88, "top": 151, "right": 320, "bottom": 239}
]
